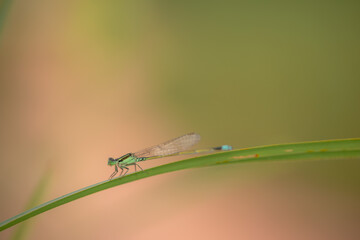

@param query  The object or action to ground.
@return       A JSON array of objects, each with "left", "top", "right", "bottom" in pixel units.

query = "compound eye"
[{"left": 108, "top": 157, "right": 115, "bottom": 161}]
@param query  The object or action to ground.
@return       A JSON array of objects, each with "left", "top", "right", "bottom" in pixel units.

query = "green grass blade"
[
  {"left": 1, "top": 138, "right": 359, "bottom": 231},
  {"left": 11, "top": 169, "right": 52, "bottom": 240}
]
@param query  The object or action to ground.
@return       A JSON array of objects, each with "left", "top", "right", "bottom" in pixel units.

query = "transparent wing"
[{"left": 134, "top": 133, "right": 201, "bottom": 158}]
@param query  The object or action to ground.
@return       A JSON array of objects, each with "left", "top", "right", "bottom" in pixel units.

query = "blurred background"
[{"left": 0, "top": 0, "right": 359, "bottom": 239}]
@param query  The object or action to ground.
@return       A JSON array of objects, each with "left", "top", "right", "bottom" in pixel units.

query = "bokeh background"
[{"left": 1, "top": 1, "right": 360, "bottom": 239}]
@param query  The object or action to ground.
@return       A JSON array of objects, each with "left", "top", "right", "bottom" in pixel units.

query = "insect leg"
[
  {"left": 135, "top": 163, "right": 144, "bottom": 172},
  {"left": 109, "top": 165, "right": 118, "bottom": 180},
  {"left": 122, "top": 167, "right": 129, "bottom": 177},
  {"left": 134, "top": 163, "right": 149, "bottom": 176},
  {"left": 118, "top": 167, "right": 124, "bottom": 177}
]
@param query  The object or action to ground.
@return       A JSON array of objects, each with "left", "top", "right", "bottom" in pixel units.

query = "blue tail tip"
[
  {"left": 214, "top": 145, "right": 233, "bottom": 151},
  {"left": 221, "top": 145, "right": 233, "bottom": 151}
]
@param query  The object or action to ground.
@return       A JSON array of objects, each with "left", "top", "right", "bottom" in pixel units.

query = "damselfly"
[{"left": 108, "top": 133, "right": 232, "bottom": 179}]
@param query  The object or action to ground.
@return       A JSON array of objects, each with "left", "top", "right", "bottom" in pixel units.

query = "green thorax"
[{"left": 108, "top": 153, "right": 147, "bottom": 167}]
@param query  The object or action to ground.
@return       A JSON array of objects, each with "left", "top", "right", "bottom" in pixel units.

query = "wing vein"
[{"left": 133, "top": 133, "right": 201, "bottom": 158}]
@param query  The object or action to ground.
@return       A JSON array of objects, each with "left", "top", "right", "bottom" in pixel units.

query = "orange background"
[{"left": 0, "top": 1, "right": 359, "bottom": 239}]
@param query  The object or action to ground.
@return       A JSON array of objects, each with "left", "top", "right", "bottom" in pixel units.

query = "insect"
[{"left": 107, "top": 133, "right": 232, "bottom": 179}]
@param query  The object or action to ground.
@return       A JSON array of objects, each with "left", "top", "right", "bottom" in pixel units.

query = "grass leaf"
[
  {"left": 1, "top": 138, "right": 359, "bottom": 231},
  {"left": 11, "top": 169, "right": 52, "bottom": 240}
]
